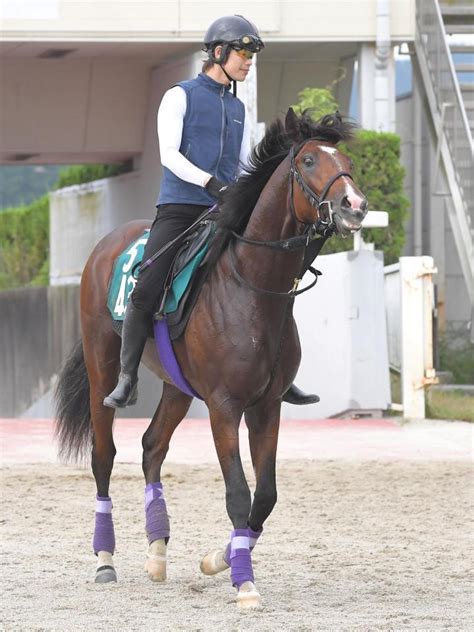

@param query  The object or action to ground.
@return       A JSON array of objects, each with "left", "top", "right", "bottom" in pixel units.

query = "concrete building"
[{"left": 1, "top": 0, "right": 471, "bottom": 416}]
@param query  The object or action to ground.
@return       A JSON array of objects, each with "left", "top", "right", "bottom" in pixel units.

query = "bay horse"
[{"left": 55, "top": 109, "right": 367, "bottom": 608}]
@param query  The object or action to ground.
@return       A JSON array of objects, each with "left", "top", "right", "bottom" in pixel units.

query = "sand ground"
[{"left": 1, "top": 458, "right": 473, "bottom": 631}]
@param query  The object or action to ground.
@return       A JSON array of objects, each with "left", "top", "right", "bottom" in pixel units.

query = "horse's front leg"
[
  {"left": 200, "top": 398, "right": 280, "bottom": 582},
  {"left": 206, "top": 401, "right": 261, "bottom": 608},
  {"left": 245, "top": 398, "right": 280, "bottom": 533},
  {"left": 141, "top": 382, "right": 192, "bottom": 582}
]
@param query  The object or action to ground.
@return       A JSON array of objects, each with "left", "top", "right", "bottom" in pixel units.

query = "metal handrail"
[{"left": 416, "top": 0, "right": 473, "bottom": 225}]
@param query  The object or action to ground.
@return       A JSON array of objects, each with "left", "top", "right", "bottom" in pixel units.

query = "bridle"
[
  {"left": 288, "top": 140, "right": 354, "bottom": 237},
  {"left": 229, "top": 140, "right": 354, "bottom": 296},
  {"left": 228, "top": 138, "right": 356, "bottom": 298}
]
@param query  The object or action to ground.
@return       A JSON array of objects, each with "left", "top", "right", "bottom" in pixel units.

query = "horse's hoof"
[
  {"left": 144, "top": 539, "right": 167, "bottom": 582},
  {"left": 144, "top": 556, "right": 166, "bottom": 582},
  {"left": 236, "top": 581, "right": 262, "bottom": 609},
  {"left": 95, "top": 565, "right": 117, "bottom": 583},
  {"left": 200, "top": 549, "right": 229, "bottom": 576}
]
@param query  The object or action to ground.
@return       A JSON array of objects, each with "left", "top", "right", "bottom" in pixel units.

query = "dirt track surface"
[{"left": 1, "top": 460, "right": 473, "bottom": 631}]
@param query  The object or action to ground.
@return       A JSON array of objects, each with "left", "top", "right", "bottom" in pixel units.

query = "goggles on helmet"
[{"left": 228, "top": 34, "right": 264, "bottom": 53}]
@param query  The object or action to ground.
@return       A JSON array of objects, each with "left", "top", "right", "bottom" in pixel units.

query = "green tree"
[{"left": 291, "top": 87, "right": 339, "bottom": 120}]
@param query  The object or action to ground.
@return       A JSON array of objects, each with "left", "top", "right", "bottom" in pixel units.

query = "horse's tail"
[{"left": 54, "top": 339, "right": 93, "bottom": 462}]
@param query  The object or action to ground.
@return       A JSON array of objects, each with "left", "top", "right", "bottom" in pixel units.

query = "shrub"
[
  {"left": 0, "top": 195, "right": 49, "bottom": 290},
  {"left": 327, "top": 131, "right": 410, "bottom": 264},
  {"left": 54, "top": 164, "right": 125, "bottom": 190}
]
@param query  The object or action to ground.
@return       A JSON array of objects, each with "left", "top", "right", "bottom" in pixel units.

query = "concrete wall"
[
  {"left": 1, "top": 58, "right": 153, "bottom": 163},
  {"left": 2, "top": 0, "right": 415, "bottom": 41},
  {"left": 258, "top": 43, "right": 355, "bottom": 122},
  {"left": 5, "top": 251, "right": 390, "bottom": 420},
  {"left": 0, "top": 285, "right": 80, "bottom": 417},
  {"left": 50, "top": 172, "right": 142, "bottom": 284},
  {"left": 0, "top": 283, "right": 208, "bottom": 419}
]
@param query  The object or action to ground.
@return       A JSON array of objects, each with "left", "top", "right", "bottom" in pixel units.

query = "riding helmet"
[{"left": 203, "top": 15, "right": 264, "bottom": 63}]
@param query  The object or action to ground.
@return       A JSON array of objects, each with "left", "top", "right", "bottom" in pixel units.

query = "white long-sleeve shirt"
[{"left": 157, "top": 85, "right": 251, "bottom": 188}]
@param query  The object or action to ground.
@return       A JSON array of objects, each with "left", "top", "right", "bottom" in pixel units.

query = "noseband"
[{"left": 288, "top": 142, "right": 353, "bottom": 237}]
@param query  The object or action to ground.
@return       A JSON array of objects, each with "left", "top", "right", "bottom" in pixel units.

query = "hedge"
[
  {"left": 0, "top": 195, "right": 49, "bottom": 290},
  {"left": 325, "top": 130, "right": 410, "bottom": 264}
]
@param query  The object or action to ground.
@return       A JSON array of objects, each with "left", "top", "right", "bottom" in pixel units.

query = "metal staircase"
[{"left": 414, "top": 0, "right": 474, "bottom": 321}]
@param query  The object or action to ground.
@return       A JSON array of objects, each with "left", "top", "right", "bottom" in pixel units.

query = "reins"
[{"left": 228, "top": 239, "right": 322, "bottom": 298}]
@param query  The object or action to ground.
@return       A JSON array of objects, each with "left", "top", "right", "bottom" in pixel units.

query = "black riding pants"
[{"left": 131, "top": 203, "right": 209, "bottom": 313}]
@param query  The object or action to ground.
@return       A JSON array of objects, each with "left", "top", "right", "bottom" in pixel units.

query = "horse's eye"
[{"left": 303, "top": 156, "right": 314, "bottom": 167}]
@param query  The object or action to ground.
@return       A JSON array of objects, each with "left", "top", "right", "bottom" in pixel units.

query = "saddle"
[
  {"left": 156, "top": 215, "right": 216, "bottom": 340},
  {"left": 108, "top": 212, "right": 216, "bottom": 341}
]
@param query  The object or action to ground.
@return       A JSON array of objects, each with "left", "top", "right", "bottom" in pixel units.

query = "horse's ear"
[{"left": 285, "top": 107, "right": 300, "bottom": 140}]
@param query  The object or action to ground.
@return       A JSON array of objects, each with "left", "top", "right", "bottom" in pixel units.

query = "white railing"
[{"left": 384, "top": 257, "right": 438, "bottom": 418}]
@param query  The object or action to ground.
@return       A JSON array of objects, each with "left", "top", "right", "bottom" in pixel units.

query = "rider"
[{"left": 104, "top": 15, "right": 319, "bottom": 409}]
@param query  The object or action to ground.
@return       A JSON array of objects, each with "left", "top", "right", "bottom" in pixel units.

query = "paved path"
[{"left": 1, "top": 417, "right": 472, "bottom": 464}]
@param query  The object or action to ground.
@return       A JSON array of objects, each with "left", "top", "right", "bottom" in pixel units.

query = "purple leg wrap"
[
  {"left": 224, "top": 525, "right": 262, "bottom": 565},
  {"left": 145, "top": 481, "right": 170, "bottom": 544},
  {"left": 93, "top": 495, "right": 115, "bottom": 554},
  {"left": 229, "top": 529, "right": 254, "bottom": 588},
  {"left": 248, "top": 525, "right": 263, "bottom": 551}
]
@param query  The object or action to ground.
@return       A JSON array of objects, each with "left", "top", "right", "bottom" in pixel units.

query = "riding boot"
[
  {"left": 282, "top": 383, "right": 320, "bottom": 405},
  {"left": 103, "top": 302, "right": 150, "bottom": 409}
]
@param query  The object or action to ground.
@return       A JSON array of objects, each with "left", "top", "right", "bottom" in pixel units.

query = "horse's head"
[{"left": 285, "top": 109, "right": 367, "bottom": 237}]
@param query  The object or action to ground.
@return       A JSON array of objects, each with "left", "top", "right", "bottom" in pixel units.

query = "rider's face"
[{"left": 217, "top": 46, "right": 253, "bottom": 82}]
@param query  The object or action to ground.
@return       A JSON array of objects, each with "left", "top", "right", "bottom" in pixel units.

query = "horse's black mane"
[{"left": 207, "top": 110, "right": 356, "bottom": 267}]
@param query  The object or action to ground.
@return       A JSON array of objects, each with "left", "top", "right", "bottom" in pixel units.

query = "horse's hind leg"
[
  {"left": 83, "top": 329, "right": 121, "bottom": 583},
  {"left": 141, "top": 382, "right": 193, "bottom": 582}
]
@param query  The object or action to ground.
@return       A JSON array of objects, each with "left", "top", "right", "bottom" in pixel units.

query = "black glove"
[{"left": 205, "top": 176, "right": 228, "bottom": 200}]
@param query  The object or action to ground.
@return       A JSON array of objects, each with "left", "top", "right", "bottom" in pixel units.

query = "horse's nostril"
[
  {"left": 341, "top": 195, "right": 351, "bottom": 208},
  {"left": 360, "top": 199, "right": 368, "bottom": 211}
]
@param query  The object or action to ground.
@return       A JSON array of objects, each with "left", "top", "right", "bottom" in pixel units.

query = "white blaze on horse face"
[
  {"left": 319, "top": 145, "right": 338, "bottom": 156},
  {"left": 319, "top": 145, "right": 364, "bottom": 210}
]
